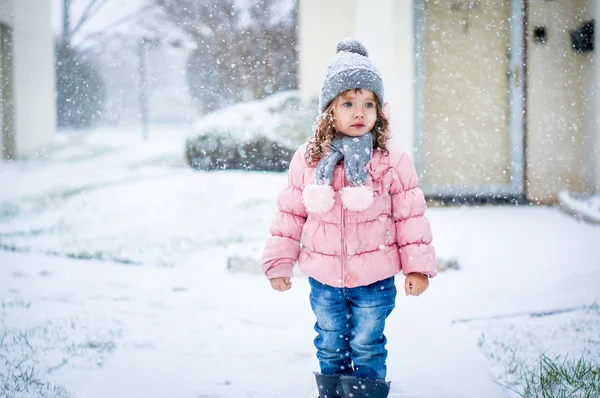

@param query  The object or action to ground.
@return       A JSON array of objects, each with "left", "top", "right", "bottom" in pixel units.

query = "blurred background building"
[
  {"left": 1, "top": 0, "right": 598, "bottom": 205},
  {"left": 300, "top": 0, "right": 600, "bottom": 203}
]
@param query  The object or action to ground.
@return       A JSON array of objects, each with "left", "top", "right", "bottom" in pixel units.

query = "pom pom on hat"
[{"left": 336, "top": 38, "right": 368, "bottom": 57}]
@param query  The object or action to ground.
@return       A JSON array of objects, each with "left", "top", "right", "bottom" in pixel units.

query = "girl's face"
[{"left": 332, "top": 89, "right": 377, "bottom": 137}]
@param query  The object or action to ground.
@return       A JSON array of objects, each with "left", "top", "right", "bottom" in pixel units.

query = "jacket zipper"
[{"left": 341, "top": 169, "right": 347, "bottom": 287}]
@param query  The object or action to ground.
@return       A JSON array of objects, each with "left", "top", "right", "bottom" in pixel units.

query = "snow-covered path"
[
  {"left": 2, "top": 248, "right": 510, "bottom": 398},
  {"left": 1, "top": 127, "right": 599, "bottom": 397},
  {"left": 2, "top": 206, "right": 598, "bottom": 397}
]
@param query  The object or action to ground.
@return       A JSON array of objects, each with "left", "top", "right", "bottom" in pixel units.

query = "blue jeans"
[{"left": 308, "top": 276, "right": 397, "bottom": 381}]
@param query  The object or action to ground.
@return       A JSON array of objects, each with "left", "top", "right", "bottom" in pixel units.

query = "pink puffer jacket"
[{"left": 261, "top": 143, "right": 436, "bottom": 288}]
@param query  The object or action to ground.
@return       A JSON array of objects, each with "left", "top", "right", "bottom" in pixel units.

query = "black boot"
[
  {"left": 339, "top": 376, "right": 390, "bottom": 398},
  {"left": 314, "top": 372, "right": 345, "bottom": 398}
]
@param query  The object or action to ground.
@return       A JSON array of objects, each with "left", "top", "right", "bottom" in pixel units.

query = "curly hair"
[{"left": 305, "top": 89, "right": 390, "bottom": 167}]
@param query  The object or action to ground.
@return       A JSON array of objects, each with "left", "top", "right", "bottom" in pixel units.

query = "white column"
[
  {"left": 12, "top": 0, "right": 55, "bottom": 157},
  {"left": 391, "top": 1, "right": 415, "bottom": 154},
  {"left": 355, "top": 0, "right": 415, "bottom": 154},
  {"left": 299, "top": 0, "right": 355, "bottom": 103}
]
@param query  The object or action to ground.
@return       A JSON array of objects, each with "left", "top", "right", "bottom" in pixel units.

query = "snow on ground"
[{"left": 1, "top": 125, "right": 599, "bottom": 397}]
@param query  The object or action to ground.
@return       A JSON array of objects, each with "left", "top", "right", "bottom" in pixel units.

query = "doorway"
[{"left": 414, "top": 0, "right": 525, "bottom": 198}]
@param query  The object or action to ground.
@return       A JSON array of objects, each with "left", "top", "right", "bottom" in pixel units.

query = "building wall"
[
  {"left": 9, "top": 0, "right": 55, "bottom": 158},
  {"left": 299, "top": 0, "right": 600, "bottom": 200},
  {"left": 581, "top": 0, "right": 599, "bottom": 193},
  {"left": 526, "top": 0, "right": 594, "bottom": 202},
  {"left": 418, "top": 0, "right": 513, "bottom": 189}
]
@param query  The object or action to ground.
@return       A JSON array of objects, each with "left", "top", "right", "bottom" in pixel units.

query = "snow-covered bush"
[
  {"left": 185, "top": 133, "right": 295, "bottom": 172},
  {"left": 185, "top": 91, "right": 318, "bottom": 171}
]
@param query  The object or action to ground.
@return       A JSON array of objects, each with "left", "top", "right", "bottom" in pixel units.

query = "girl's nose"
[{"left": 354, "top": 111, "right": 364, "bottom": 119}]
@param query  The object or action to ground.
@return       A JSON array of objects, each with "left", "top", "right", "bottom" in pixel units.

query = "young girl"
[{"left": 262, "top": 38, "right": 436, "bottom": 398}]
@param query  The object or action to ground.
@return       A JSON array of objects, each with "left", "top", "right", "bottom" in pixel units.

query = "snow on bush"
[{"left": 185, "top": 91, "right": 317, "bottom": 171}]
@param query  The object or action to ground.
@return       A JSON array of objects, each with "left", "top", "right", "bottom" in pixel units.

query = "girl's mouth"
[{"left": 351, "top": 123, "right": 365, "bottom": 128}]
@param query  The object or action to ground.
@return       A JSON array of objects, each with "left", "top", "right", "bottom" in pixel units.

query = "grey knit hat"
[{"left": 318, "top": 37, "right": 384, "bottom": 113}]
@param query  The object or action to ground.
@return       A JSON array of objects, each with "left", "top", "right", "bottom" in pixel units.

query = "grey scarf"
[{"left": 314, "top": 133, "right": 373, "bottom": 186}]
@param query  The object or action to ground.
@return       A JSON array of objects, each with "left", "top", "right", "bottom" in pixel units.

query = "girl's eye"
[
  {"left": 342, "top": 102, "right": 352, "bottom": 107},
  {"left": 365, "top": 102, "right": 374, "bottom": 108}
]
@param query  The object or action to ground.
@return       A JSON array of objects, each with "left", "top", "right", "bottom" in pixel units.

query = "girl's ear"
[{"left": 382, "top": 102, "right": 391, "bottom": 121}]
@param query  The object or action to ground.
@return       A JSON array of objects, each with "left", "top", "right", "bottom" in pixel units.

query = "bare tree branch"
[
  {"left": 75, "top": 3, "right": 158, "bottom": 45},
  {"left": 153, "top": 0, "right": 297, "bottom": 112},
  {"left": 71, "top": 0, "right": 109, "bottom": 37}
]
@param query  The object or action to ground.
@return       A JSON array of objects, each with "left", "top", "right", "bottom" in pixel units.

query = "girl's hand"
[
  {"left": 270, "top": 277, "right": 292, "bottom": 292},
  {"left": 404, "top": 273, "right": 429, "bottom": 296}
]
